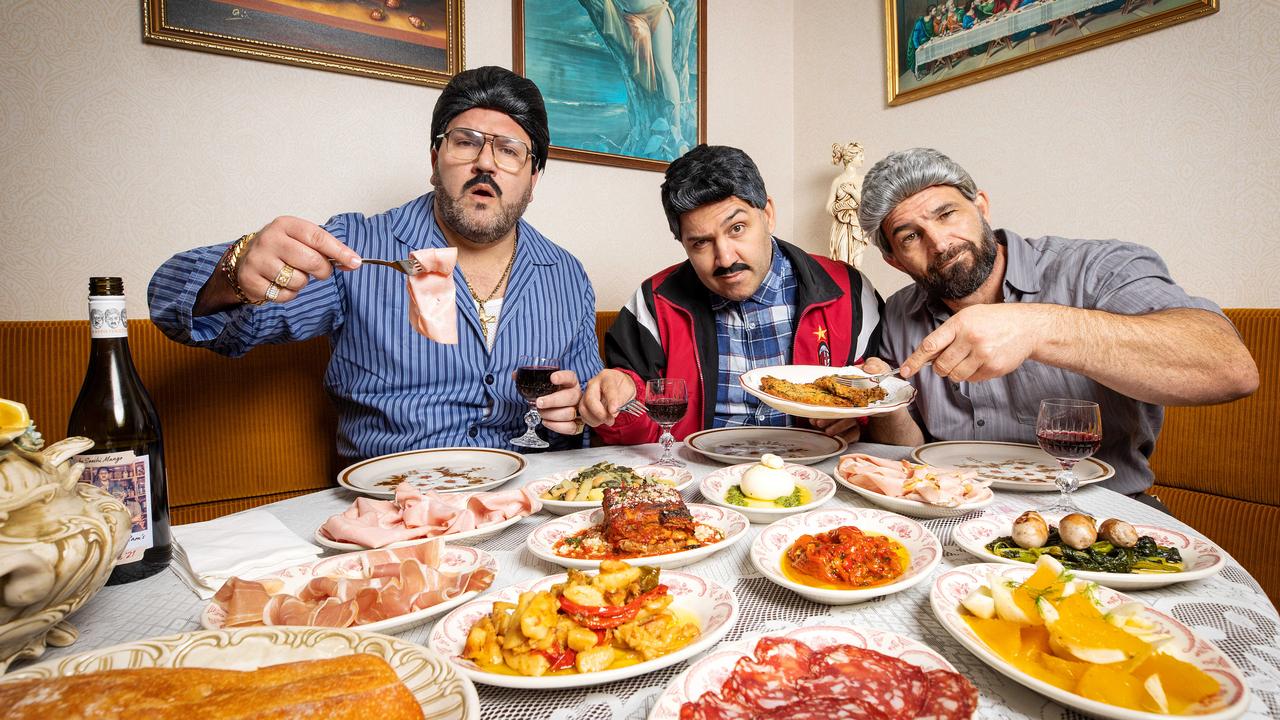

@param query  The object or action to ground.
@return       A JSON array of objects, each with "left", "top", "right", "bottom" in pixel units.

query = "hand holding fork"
[{"left": 578, "top": 369, "right": 649, "bottom": 427}]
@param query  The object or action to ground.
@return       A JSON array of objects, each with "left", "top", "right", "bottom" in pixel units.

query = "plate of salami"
[{"left": 648, "top": 623, "right": 977, "bottom": 719}]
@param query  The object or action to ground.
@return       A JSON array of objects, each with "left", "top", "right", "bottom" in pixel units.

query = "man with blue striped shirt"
[{"left": 148, "top": 67, "right": 602, "bottom": 462}]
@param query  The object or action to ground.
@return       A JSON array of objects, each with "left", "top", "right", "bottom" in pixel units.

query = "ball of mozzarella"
[{"left": 740, "top": 453, "right": 795, "bottom": 501}]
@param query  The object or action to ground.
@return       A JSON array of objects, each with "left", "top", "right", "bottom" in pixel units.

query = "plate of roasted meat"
[
  {"left": 739, "top": 364, "right": 915, "bottom": 420},
  {"left": 526, "top": 479, "right": 749, "bottom": 569}
]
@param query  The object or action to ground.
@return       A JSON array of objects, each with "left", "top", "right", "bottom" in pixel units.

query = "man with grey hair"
[{"left": 837, "top": 147, "right": 1258, "bottom": 506}]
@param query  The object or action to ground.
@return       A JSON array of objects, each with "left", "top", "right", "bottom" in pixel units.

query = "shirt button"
[
  {"left": 976, "top": 419, "right": 986, "bottom": 427},
  {"left": 484, "top": 374, "right": 495, "bottom": 385},
  {"left": 468, "top": 426, "right": 479, "bottom": 438}
]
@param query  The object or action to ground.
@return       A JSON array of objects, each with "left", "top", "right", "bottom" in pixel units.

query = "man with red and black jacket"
[{"left": 578, "top": 144, "right": 884, "bottom": 444}]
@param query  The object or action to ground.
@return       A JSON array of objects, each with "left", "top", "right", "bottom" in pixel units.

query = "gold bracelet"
[{"left": 221, "top": 232, "right": 264, "bottom": 305}]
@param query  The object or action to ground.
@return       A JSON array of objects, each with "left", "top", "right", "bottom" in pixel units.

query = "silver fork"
[
  {"left": 332, "top": 257, "right": 425, "bottom": 275},
  {"left": 618, "top": 397, "right": 647, "bottom": 416},
  {"left": 836, "top": 361, "right": 931, "bottom": 388}
]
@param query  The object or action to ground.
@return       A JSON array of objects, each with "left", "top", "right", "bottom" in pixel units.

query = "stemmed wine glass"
[
  {"left": 1035, "top": 398, "right": 1102, "bottom": 514},
  {"left": 510, "top": 355, "right": 560, "bottom": 449},
  {"left": 645, "top": 378, "right": 688, "bottom": 467}
]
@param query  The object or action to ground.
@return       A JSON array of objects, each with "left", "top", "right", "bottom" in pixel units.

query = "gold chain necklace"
[{"left": 461, "top": 239, "right": 518, "bottom": 340}]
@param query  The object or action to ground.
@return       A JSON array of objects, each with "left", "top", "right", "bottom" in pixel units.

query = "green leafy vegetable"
[{"left": 985, "top": 528, "right": 1184, "bottom": 574}]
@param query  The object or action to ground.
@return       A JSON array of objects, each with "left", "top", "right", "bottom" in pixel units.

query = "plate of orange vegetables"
[{"left": 931, "top": 558, "right": 1250, "bottom": 719}]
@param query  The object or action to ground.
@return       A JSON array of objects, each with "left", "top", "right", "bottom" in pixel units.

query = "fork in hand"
[
  {"left": 618, "top": 397, "right": 647, "bottom": 416},
  {"left": 836, "top": 361, "right": 932, "bottom": 388},
  {"left": 332, "top": 257, "right": 425, "bottom": 275}
]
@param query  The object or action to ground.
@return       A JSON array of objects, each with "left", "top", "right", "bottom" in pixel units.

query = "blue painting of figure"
[{"left": 521, "top": 0, "right": 702, "bottom": 167}]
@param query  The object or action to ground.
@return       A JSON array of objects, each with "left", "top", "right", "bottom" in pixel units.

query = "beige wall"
[
  {"left": 793, "top": 1, "right": 1280, "bottom": 308},
  {"left": 0, "top": 0, "right": 794, "bottom": 320},
  {"left": 2, "top": 1, "right": 1274, "bottom": 325}
]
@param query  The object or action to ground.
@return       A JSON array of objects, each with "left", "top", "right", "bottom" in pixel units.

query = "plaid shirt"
[{"left": 711, "top": 240, "right": 797, "bottom": 427}]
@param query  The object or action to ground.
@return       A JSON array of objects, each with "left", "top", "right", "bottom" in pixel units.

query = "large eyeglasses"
[{"left": 436, "top": 127, "right": 535, "bottom": 173}]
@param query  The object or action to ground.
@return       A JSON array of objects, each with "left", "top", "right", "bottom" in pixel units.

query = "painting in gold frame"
[
  {"left": 885, "top": 0, "right": 1218, "bottom": 106},
  {"left": 513, "top": 0, "right": 707, "bottom": 172},
  {"left": 143, "top": 0, "right": 464, "bottom": 88}
]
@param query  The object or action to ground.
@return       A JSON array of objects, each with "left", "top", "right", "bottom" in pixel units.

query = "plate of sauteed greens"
[
  {"left": 953, "top": 510, "right": 1226, "bottom": 590},
  {"left": 526, "top": 462, "right": 694, "bottom": 516}
]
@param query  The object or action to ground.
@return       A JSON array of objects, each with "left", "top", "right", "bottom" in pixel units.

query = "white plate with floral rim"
[
  {"left": 699, "top": 462, "right": 836, "bottom": 523},
  {"left": 648, "top": 622, "right": 960, "bottom": 719},
  {"left": 338, "top": 447, "right": 527, "bottom": 498},
  {"left": 200, "top": 543, "right": 498, "bottom": 635},
  {"left": 525, "top": 464, "right": 695, "bottom": 516},
  {"left": 931, "top": 563, "right": 1250, "bottom": 720},
  {"left": 952, "top": 512, "right": 1227, "bottom": 590},
  {"left": 0, "top": 627, "right": 480, "bottom": 720},
  {"left": 526, "top": 503, "right": 750, "bottom": 570},
  {"left": 911, "top": 441, "right": 1114, "bottom": 492},
  {"left": 427, "top": 570, "right": 739, "bottom": 690},
  {"left": 739, "top": 365, "right": 916, "bottom": 420},
  {"left": 750, "top": 507, "right": 942, "bottom": 604},
  {"left": 684, "top": 427, "right": 848, "bottom": 465},
  {"left": 833, "top": 463, "right": 995, "bottom": 519},
  {"left": 313, "top": 507, "right": 528, "bottom": 552}
]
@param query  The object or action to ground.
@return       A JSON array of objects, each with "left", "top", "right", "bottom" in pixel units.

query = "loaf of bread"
[{"left": 0, "top": 653, "right": 425, "bottom": 719}]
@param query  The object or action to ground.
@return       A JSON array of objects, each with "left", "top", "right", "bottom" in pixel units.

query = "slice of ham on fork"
[{"left": 407, "top": 247, "right": 458, "bottom": 344}]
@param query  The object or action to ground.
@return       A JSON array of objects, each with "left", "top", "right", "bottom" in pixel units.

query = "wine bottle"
[{"left": 67, "top": 276, "right": 172, "bottom": 584}]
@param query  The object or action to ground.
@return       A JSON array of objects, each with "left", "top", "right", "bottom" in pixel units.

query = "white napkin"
[{"left": 170, "top": 509, "right": 322, "bottom": 599}]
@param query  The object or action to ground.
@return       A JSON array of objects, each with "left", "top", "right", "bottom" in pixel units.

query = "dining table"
[{"left": 18, "top": 441, "right": 1280, "bottom": 719}]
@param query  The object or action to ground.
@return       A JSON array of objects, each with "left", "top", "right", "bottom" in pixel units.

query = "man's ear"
[
  {"left": 429, "top": 148, "right": 440, "bottom": 186},
  {"left": 974, "top": 189, "right": 991, "bottom": 222},
  {"left": 882, "top": 250, "right": 907, "bottom": 274},
  {"left": 763, "top": 197, "right": 776, "bottom": 234}
]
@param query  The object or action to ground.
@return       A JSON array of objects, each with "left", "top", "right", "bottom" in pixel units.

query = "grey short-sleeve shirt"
[{"left": 880, "top": 230, "right": 1224, "bottom": 495}]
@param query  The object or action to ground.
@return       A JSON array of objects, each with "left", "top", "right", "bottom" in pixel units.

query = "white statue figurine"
[{"left": 827, "top": 141, "right": 869, "bottom": 268}]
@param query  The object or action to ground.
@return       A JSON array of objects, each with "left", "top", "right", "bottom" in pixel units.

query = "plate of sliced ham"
[
  {"left": 202, "top": 540, "right": 496, "bottom": 636},
  {"left": 834, "top": 453, "right": 994, "bottom": 519},
  {"left": 648, "top": 623, "right": 976, "bottom": 719},
  {"left": 315, "top": 483, "right": 540, "bottom": 551}
]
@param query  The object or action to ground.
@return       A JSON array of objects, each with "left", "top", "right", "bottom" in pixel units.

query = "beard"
[
  {"left": 916, "top": 219, "right": 998, "bottom": 301},
  {"left": 432, "top": 173, "right": 532, "bottom": 245}
]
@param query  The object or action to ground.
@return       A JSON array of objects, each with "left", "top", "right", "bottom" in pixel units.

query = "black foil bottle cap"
[{"left": 89, "top": 277, "right": 125, "bottom": 296}]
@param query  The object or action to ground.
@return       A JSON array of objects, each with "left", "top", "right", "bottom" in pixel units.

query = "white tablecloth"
[{"left": 21, "top": 443, "right": 1280, "bottom": 719}]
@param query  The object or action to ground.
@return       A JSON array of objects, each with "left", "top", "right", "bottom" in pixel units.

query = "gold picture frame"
[
  {"left": 885, "top": 0, "right": 1218, "bottom": 106},
  {"left": 512, "top": 0, "right": 707, "bottom": 172},
  {"left": 143, "top": 0, "right": 465, "bottom": 88}
]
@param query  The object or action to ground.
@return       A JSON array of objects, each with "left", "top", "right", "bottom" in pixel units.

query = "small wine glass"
[
  {"left": 645, "top": 378, "right": 688, "bottom": 467},
  {"left": 510, "top": 355, "right": 560, "bottom": 449},
  {"left": 1036, "top": 398, "right": 1102, "bottom": 514}
]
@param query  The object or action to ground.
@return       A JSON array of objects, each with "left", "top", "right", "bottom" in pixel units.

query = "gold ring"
[
  {"left": 571, "top": 417, "right": 586, "bottom": 435},
  {"left": 272, "top": 263, "right": 295, "bottom": 288},
  {"left": 264, "top": 283, "right": 281, "bottom": 303}
]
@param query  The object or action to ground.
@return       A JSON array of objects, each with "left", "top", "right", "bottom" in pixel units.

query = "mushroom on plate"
[
  {"left": 1099, "top": 518, "right": 1139, "bottom": 548},
  {"left": 1059, "top": 513, "right": 1099, "bottom": 550},
  {"left": 1011, "top": 510, "right": 1049, "bottom": 549}
]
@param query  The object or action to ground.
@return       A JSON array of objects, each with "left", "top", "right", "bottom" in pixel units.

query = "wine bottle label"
[
  {"left": 88, "top": 295, "right": 128, "bottom": 339},
  {"left": 76, "top": 451, "right": 154, "bottom": 564}
]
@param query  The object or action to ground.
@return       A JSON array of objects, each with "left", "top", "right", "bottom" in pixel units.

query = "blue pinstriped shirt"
[{"left": 148, "top": 193, "right": 604, "bottom": 461}]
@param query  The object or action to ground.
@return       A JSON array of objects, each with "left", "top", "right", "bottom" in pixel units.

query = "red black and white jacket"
[{"left": 596, "top": 240, "right": 883, "bottom": 445}]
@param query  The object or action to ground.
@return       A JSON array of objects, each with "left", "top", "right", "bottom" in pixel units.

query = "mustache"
[
  {"left": 714, "top": 262, "right": 751, "bottom": 277},
  {"left": 927, "top": 244, "right": 970, "bottom": 275},
  {"left": 463, "top": 173, "right": 502, "bottom": 197}
]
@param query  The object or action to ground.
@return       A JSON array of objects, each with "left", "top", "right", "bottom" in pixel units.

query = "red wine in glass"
[
  {"left": 511, "top": 356, "right": 560, "bottom": 449},
  {"left": 1035, "top": 429, "right": 1101, "bottom": 461},
  {"left": 515, "top": 365, "right": 558, "bottom": 401},
  {"left": 646, "top": 398, "right": 689, "bottom": 425},
  {"left": 1036, "top": 398, "right": 1102, "bottom": 513}
]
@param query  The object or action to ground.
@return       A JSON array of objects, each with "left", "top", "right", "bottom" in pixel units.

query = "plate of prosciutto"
[
  {"left": 338, "top": 447, "right": 527, "bottom": 497},
  {"left": 202, "top": 540, "right": 496, "bottom": 636},
  {"left": 834, "top": 453, "right": 994, "bottom": 519},
  {"left": 314, "top": 484, "right": 540, "bottom": 551},
  {"left": 648, "top": 623, "right": 977, "bottom": 719}
]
